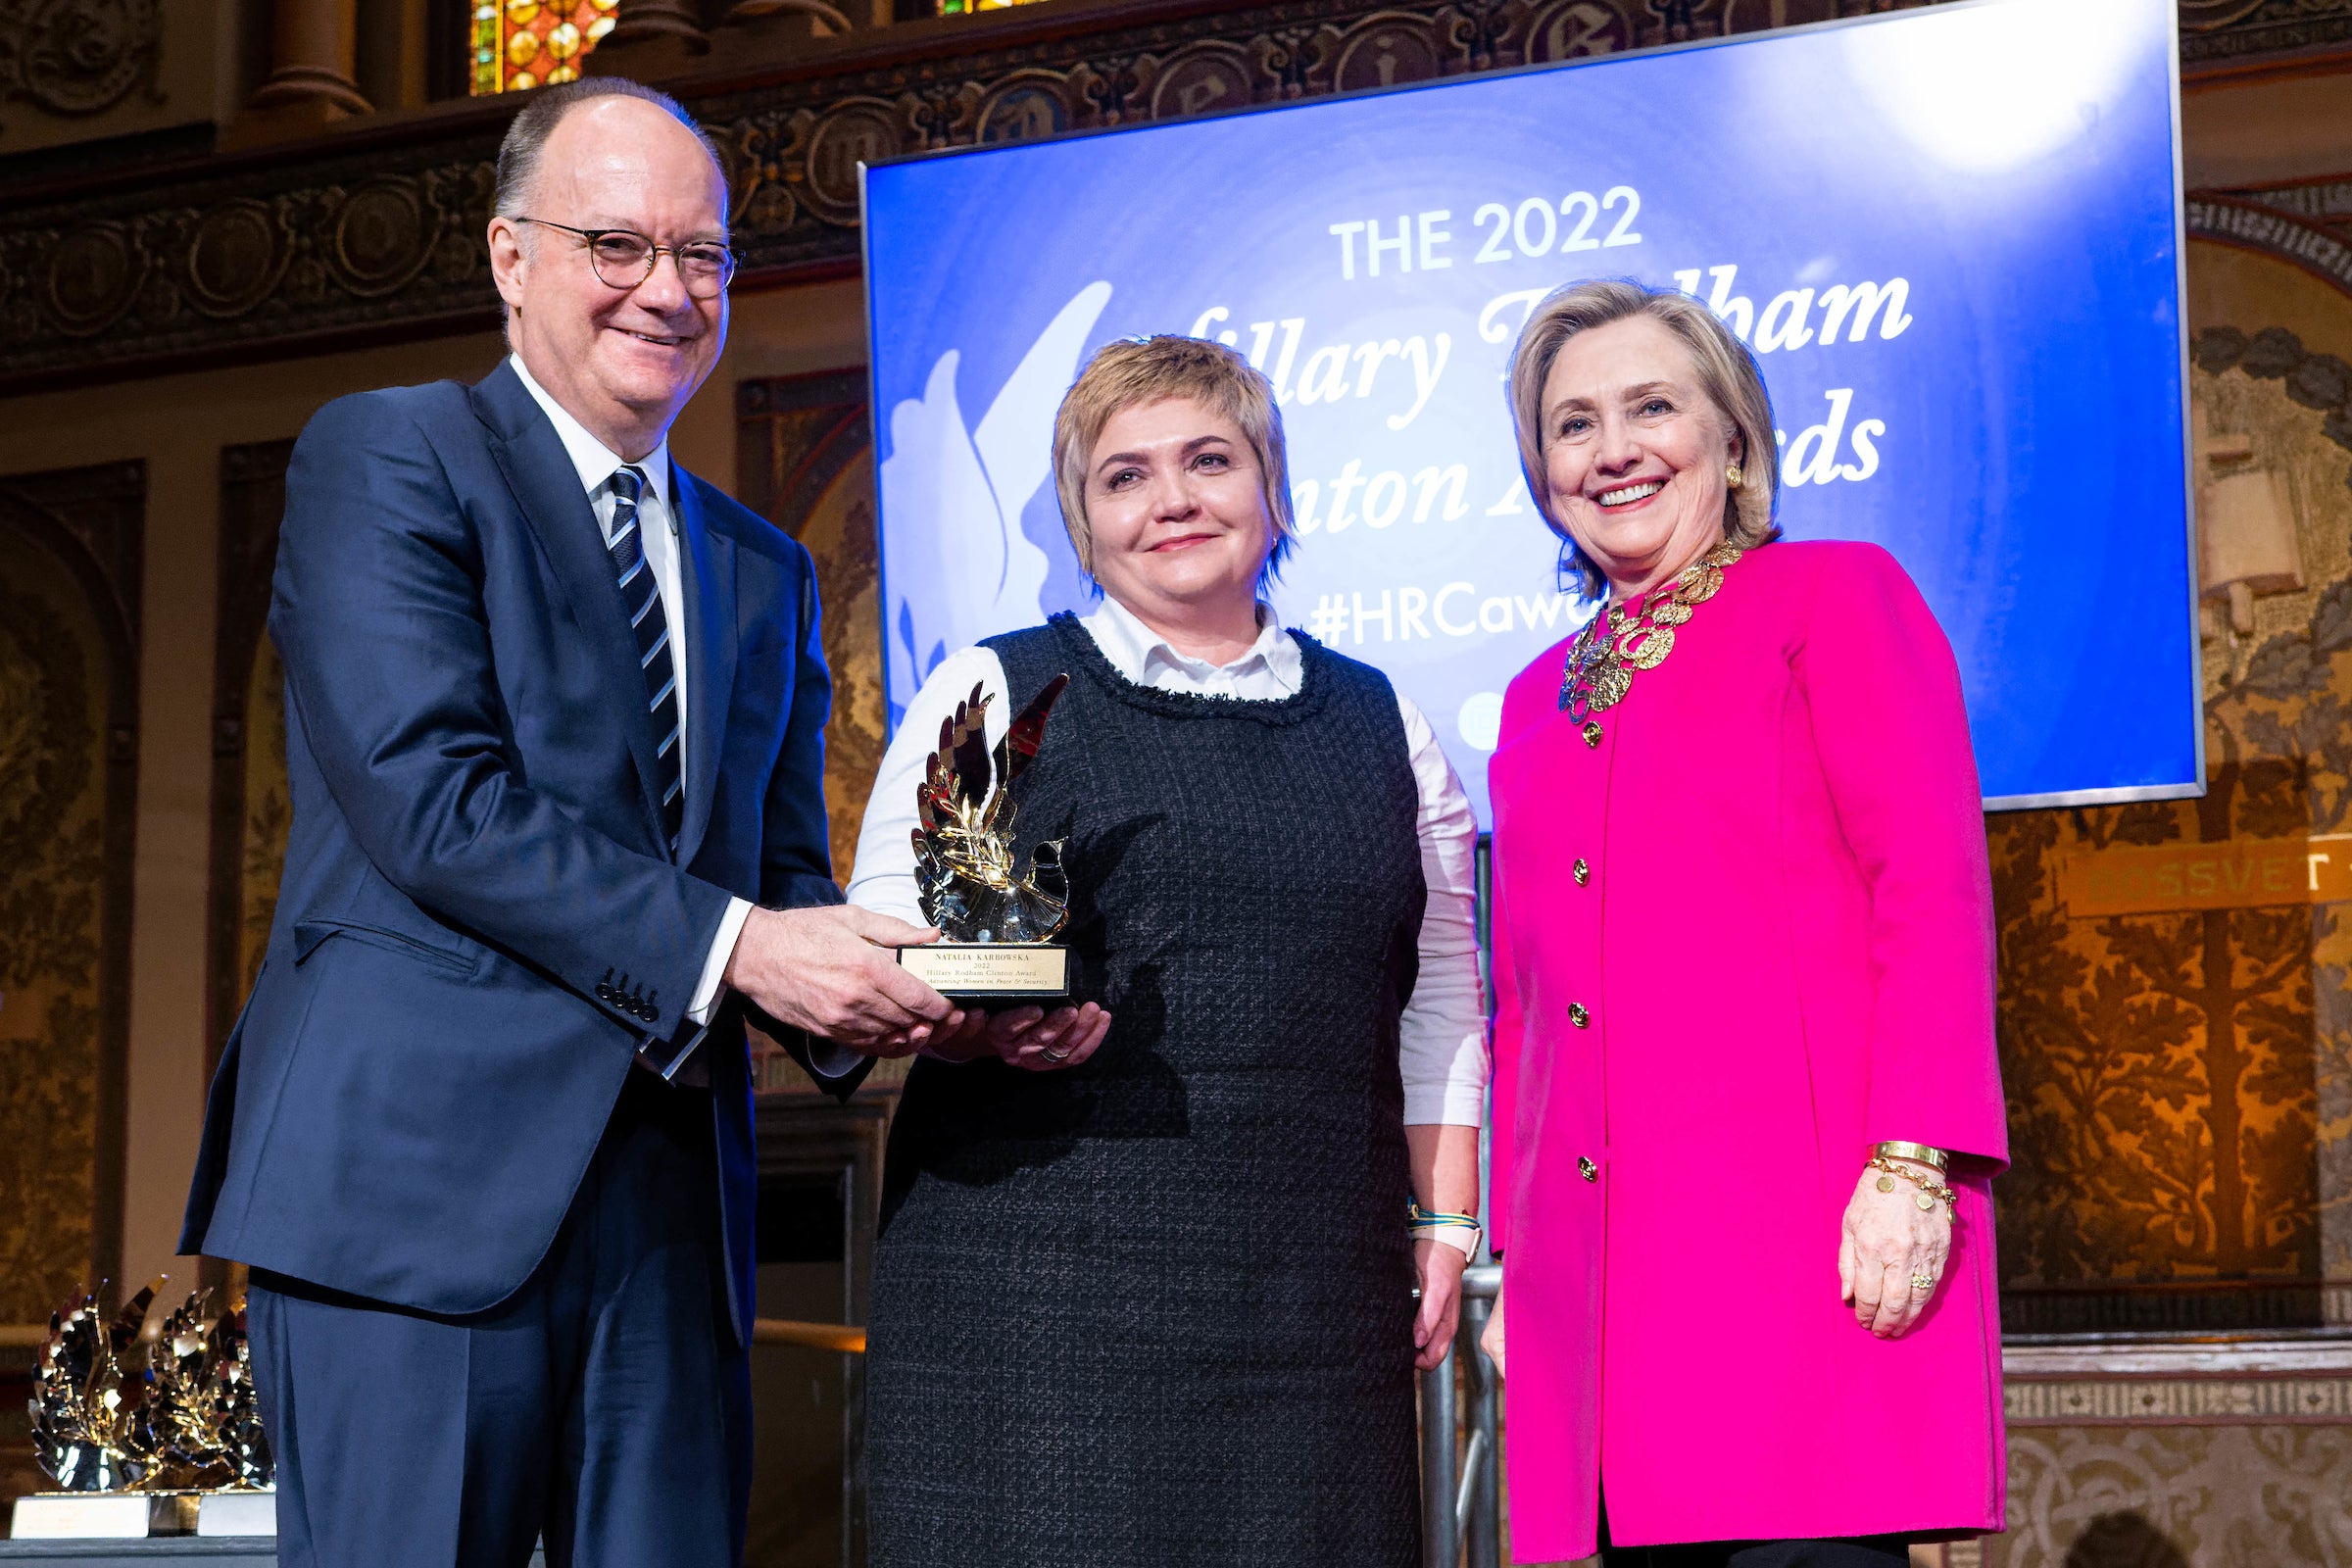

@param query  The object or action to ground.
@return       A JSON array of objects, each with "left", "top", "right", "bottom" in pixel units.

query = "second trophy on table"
[{"left": 900, "top": 672, "right": 1072, "bottom": 1001}]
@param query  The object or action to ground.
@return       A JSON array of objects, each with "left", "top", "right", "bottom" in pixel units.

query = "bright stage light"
[{"left": 1841, "top": 0, "right": 2149, "bottom": 176}]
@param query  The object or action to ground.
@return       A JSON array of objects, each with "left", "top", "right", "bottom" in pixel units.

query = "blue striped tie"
[{"left": 607, "top": 466, "right": 683, "bottom": 855}]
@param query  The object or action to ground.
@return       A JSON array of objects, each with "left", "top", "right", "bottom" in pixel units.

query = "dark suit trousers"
[{"left": 249, "top": 1072, "right": 749, "bottom": 1568}]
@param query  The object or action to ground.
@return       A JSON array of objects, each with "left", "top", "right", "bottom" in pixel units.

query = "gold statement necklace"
[{"left": 1557, "top": 540, "right": 1745, "bottom": 748}]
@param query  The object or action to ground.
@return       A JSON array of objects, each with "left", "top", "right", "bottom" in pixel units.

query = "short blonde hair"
[
  {"left": 1507, "top": 279, "right": 1780, "bottom": 598},
  {"left": 1052, "top": 335, "right": 1296, "bottom": 580}
]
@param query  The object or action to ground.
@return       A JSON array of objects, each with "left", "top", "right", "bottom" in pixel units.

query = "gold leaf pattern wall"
[
  {"left": 0, "top": 564, "right": 106, "bottom": 1322},
  {"left": 0, "top": 463, "right": 141, "bottom": 1324},
  {"left": 1991, "top": 268, "right": 2352, "bottom": 1331}
]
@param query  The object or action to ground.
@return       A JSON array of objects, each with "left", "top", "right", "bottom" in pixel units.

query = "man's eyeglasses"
[{"left": 514, "top": 218, "right": 737, "bottom": 298}]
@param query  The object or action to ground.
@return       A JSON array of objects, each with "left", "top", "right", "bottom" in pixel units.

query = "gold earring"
[{"left": 1726, "top": 462, "right": 1744, "bottom": 490}]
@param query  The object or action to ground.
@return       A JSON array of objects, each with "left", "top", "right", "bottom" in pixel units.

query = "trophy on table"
[
  {"left": 13, "top": 1280, "right": 275, "bottom": 1540},
  {"left": 897, "top": 673, "right": 1073, "bottom": 1001}
]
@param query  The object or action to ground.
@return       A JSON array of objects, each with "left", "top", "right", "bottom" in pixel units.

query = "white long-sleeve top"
[{"left": 845, "top": 596, "right": 1488, "bottom": 1126}]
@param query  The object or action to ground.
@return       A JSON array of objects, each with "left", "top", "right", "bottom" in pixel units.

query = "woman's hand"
[
  {"left": 1414, "top": 1239, "right": 1467, "bottom": 1371},
  {"left": 1838, "top": 1159, "right": 1952, "bottom": 1339},
  {"left": 923, "top": 1004, "right": 1112, "bottom": 1070},
  {"left": 1479, "top": 1280, "right": 1504, "bottom": 1379}
]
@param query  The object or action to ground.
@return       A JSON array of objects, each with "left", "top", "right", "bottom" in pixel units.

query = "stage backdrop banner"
[{"left": 861, "top": 0, "right": 2194, "bottom": 820}]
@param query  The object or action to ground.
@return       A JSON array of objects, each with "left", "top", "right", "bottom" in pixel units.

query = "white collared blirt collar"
[
  {"left": 508, "top": 353, "right": 673, "bottom": 508},
  {"left": 1083, "top": 593, "right": 1302, "bottom": 695}
]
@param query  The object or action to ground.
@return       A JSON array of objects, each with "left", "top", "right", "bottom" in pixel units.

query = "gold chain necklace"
[{"left": 1556, "top": 541, "right": 1744, "bottom": 747}]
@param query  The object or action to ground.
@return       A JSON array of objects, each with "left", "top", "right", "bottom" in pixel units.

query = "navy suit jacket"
[{"left": 183, "top": 361, "right": 858, "bottom": 1340}]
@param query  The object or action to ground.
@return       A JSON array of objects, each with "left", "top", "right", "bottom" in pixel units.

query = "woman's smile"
[{"left": 1592, "top": 476, "right": 1668, "bottom": 512}]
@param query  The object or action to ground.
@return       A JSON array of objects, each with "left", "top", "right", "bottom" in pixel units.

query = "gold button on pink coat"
[{"left": 1488, "top": 540, "right": 2008, "bottom": 1560}]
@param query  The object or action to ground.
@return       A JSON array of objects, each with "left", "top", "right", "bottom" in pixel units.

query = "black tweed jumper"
[{"left": 864, "top": 612, "right": 1428, "bottom": 1568}]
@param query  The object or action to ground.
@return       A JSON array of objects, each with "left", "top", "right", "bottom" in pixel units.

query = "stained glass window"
[{"left": 471, "top": 0, "right": 617, "bottom": 96}]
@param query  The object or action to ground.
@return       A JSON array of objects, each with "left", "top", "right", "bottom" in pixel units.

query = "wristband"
[
  {"left": 1412, "top": 1225, "right": 1481, "bottom": 1260},
  {"left": 1408, "top": 1199, "right": 1483, "bottom": 1259},
  {"left": 1874, "top": 1140, "right": 1949, "bottom": 1172}
]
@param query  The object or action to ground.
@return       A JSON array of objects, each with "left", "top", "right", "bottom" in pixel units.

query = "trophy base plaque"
[
  {"left": 9, "top": 1492, "right": 200, "bottom": 1539},
  {"left": 199, "top": 1490, "right": 277, "bottom": 1537},
  {"left": 896, "top": 943, "right": 1069, "bottom": 1001}
]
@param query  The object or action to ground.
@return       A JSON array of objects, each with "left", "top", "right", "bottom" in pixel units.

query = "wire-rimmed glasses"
[{"left": 514, "top": 218, "right": 737, "bottom": 298}]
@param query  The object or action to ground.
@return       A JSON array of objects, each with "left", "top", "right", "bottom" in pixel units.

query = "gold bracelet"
[
  {"left": 1868, "top": 1155, "right": 1957, "bottom": 1213},
  {"left": 1875, "top": 1140, "right": 1949, "bottom": 1172}
]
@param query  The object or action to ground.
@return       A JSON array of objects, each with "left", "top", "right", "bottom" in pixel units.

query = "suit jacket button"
[
  {"left": 1572, "top": 858, "right": 1591, "bottom": 886},
  {"left": 1569, "top": 1003, "right": 1590, "bottom": 1029},
  {"left": 595, "top": 984, "right": 612, "bottom": 1002},
  {"left": 1579, "top": 1155, "right": 1598, "bottom": 1183}
]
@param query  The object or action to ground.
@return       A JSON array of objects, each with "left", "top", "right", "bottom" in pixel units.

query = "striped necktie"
[{"left": 607, "top": 466, "right": 684, "bottom": 855}]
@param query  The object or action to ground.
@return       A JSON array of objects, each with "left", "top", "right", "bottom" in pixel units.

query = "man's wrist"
[{"left": 696, "top": 898, "right": 756, "bottom": 1021}]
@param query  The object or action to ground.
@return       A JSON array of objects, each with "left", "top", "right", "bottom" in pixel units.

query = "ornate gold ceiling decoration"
[{"left": 0, "top": 0, "right": 2340, "bottom": 391}]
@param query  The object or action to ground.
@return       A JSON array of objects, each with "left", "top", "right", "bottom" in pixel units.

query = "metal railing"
[{"left": 1420, "top": 1263, "right": 1503, "bottom": 1568}]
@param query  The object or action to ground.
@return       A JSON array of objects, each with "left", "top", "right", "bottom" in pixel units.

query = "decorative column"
[
  {"left": 245, "top": 0, "right": 372, "bottom": 121},
  {"left": 607, "top": 0, "right": 712, "bottom": 49},
  {"left": 718, "top": 0, "right": 858, "bottom": 35}
]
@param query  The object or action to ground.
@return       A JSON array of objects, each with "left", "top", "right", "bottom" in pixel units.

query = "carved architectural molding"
[
  {"left": 0, "top": 0, "right": 2336, "bottom": 390},
  {"left": 2192, "top": 175, "right": 2352, "bottom": 309},
  {"left": 0, "top": 0, "right": 1944, "bottom": 390},
  {"left": 2179, "top": 0, "right": 2352, "bottom": 66},
  {"left": 0, "top": 0, "right": 164, "bottom": 122}
]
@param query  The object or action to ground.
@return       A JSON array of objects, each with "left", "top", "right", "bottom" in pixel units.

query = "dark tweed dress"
[{"left": 864, "top": 612, "right": 1428, "bottom": 1568}]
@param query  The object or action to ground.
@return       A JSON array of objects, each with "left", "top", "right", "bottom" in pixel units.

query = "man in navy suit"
[{"left": 181, "top": 78, "right": 988, "bottom": 1568}]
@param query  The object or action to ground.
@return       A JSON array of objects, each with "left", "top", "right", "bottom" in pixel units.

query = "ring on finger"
[
  {"left": 1910, "top": 1269, "right": 1936, "bottom": 1292},
  {"left": 1040, "top": 1045, "right": 1072, "bottom": 1063}
]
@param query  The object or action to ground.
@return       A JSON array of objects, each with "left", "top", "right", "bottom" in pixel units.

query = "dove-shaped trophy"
[{"left": 898, "top": 674, "right": 1073, "bottom": 1000}]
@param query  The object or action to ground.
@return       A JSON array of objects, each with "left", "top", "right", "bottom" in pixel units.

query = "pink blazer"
[{"left": 1488, "top": 540, "right": 2007, "bottom": 1560}]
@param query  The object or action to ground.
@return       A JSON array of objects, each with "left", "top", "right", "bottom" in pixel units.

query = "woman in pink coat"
[{"left": 1480, "top": 280, "right": 2007, "bottom": 1566}]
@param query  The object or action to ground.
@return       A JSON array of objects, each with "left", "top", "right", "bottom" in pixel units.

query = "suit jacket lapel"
[
  {"left": 470, "top": 363, "right": 668, "bottom": 849},
  {"left": 674, "top": 468, "right": 737, "bottom": 868}
]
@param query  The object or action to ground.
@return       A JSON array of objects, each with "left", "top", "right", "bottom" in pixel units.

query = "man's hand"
[{"left": 723, "top": 906, "right": 957, "bottom": 1054}]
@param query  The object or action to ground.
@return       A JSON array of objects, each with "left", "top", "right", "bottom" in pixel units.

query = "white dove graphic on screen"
[{"left": 880, "top": 281, "right": 1115, "bottom": 721}]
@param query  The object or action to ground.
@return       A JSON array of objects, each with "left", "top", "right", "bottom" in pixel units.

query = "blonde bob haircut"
[
  {"left": 1052, "top": 335, "right": 1297, "bottom": 583},
  {"left": 1507, "top": 279, "right": 1781, "bottom": 599}
]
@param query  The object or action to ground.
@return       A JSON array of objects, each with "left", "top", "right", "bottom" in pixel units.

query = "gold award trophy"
[
  {"left": 898, "top": 673, "right": 1073, "bottom": 1000},
  {"left": 14, "top": 1281, "right": 275, "bottom": 1540}
]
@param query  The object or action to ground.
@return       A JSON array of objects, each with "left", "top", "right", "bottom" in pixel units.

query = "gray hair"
[
  {"left": 1506, "top": 278, "right": 1781, "bottom": 599},
  {"left": 492, "top": 76, "right": 727, "bottom": 220}
]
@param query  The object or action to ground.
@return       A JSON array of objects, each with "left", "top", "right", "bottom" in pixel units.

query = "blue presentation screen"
[{"left": 862, "top": 0, "right": 2195, "bottom": 821}]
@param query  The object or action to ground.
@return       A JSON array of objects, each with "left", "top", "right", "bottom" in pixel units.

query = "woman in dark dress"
[{"left": 850, "top": 336, "right": 1489, "bottom": 1567}]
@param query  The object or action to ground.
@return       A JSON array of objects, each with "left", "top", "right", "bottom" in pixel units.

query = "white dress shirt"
[
  {"left": 845, "top": 596, "right": 1489, "bottom": 1126},
  {"left": 509, "top": 357, "right": 748, "bottom": 1053}
]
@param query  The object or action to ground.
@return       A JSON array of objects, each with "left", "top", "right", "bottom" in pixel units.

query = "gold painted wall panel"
[
  {"left": 1992, "top": 238, "right": 2352, "bottom": 1331},
  {"left": 0, "top": 460, "right": 142, "bottom": 1325},
  {"left": 0, "top": 548, "right": 108, "bottom": 1323}
]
